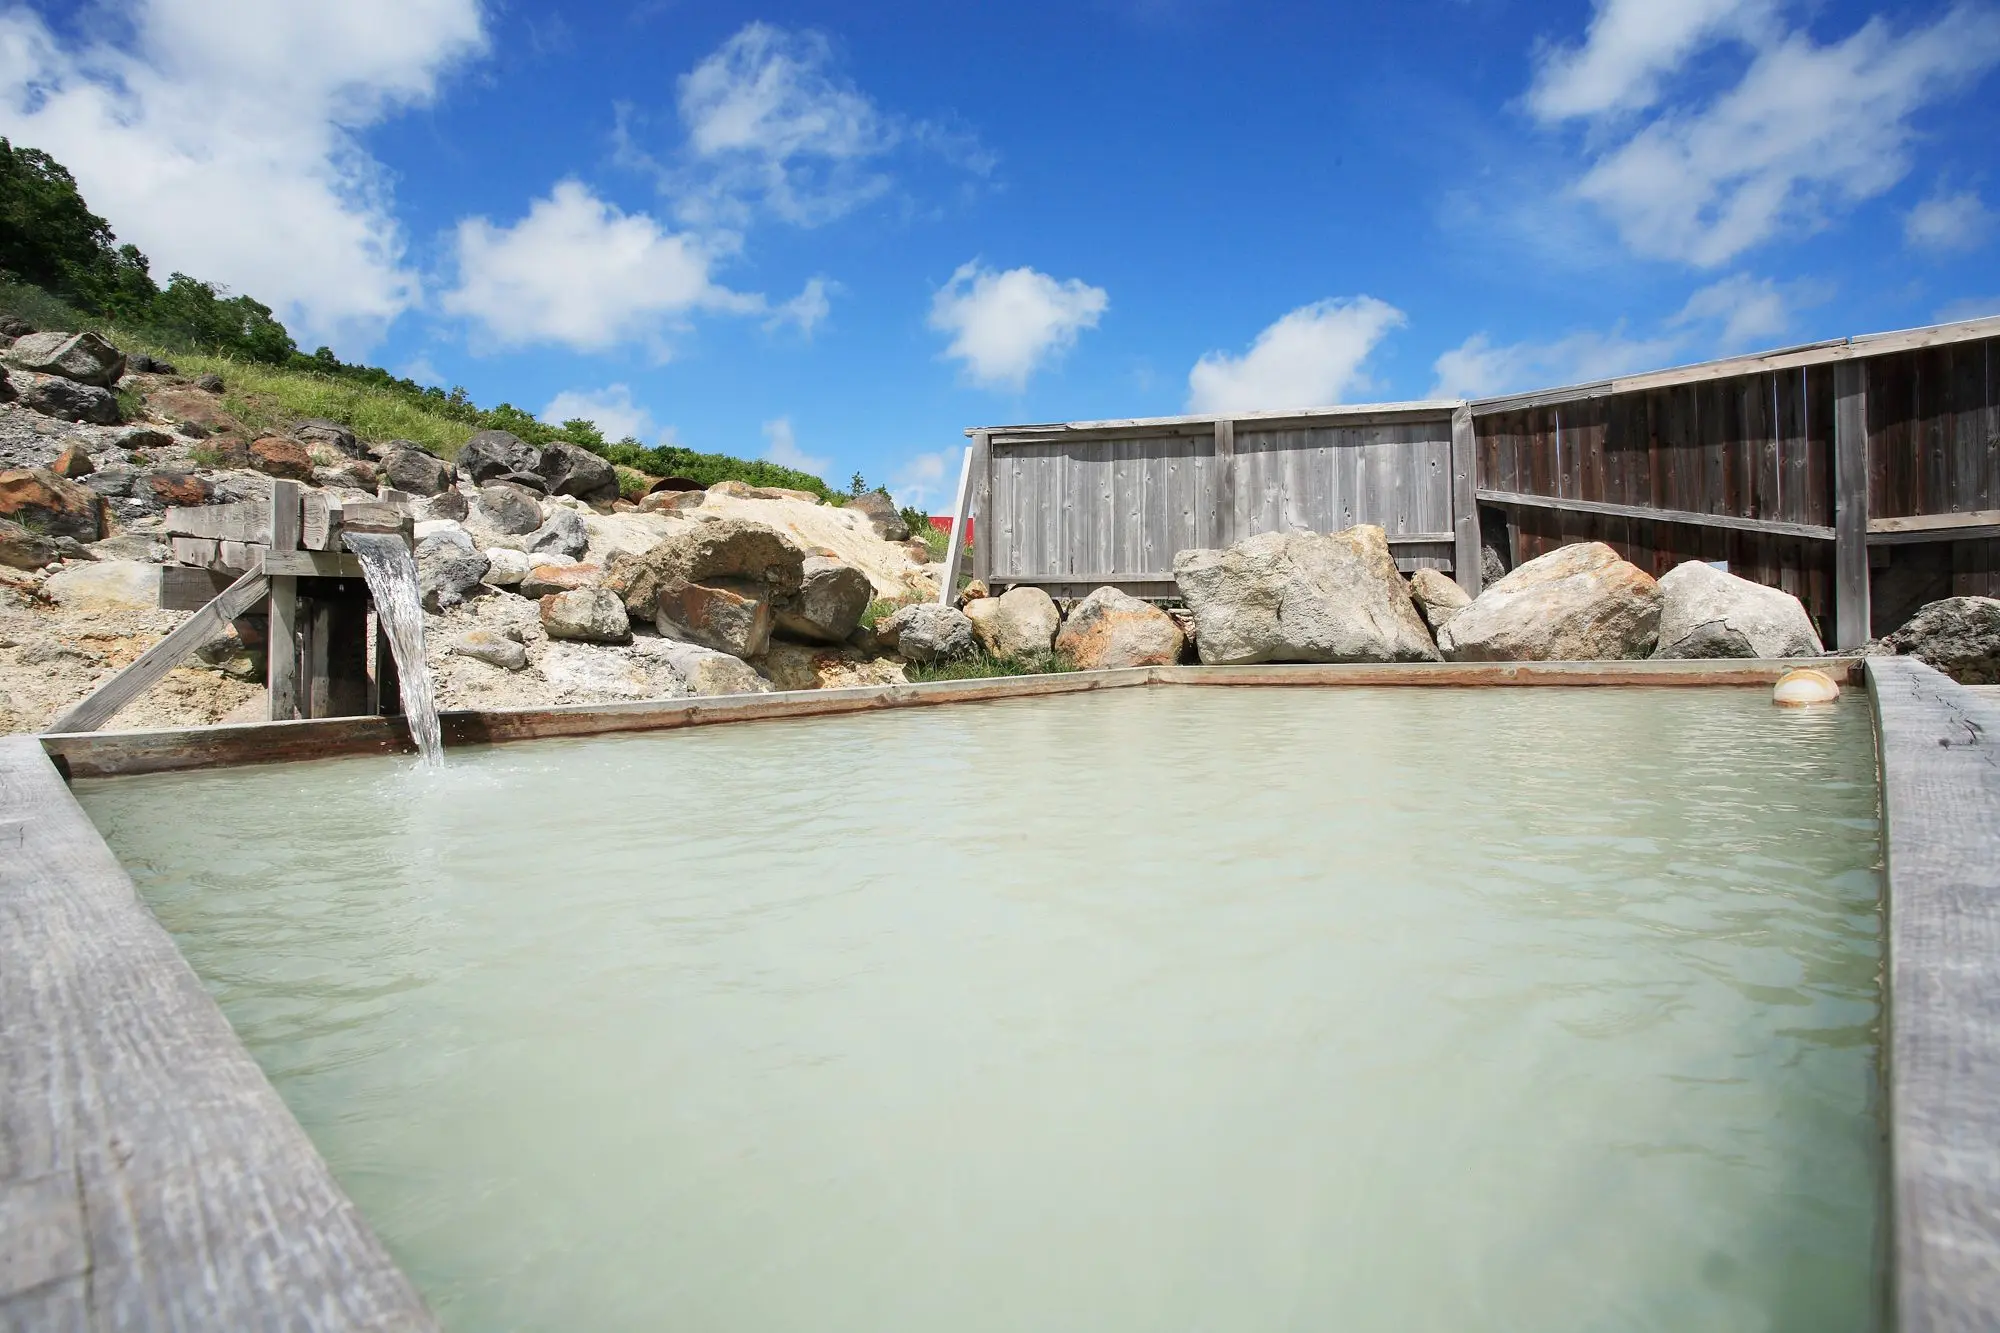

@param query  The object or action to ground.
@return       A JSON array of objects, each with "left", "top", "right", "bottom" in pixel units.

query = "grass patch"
[
  {"left": 903, "top": 649, "right": 1079, "bottom": 683},
  {"left": 615, "top": 466, "right": 654, "bottom": 500},
  {"left": 860, "top": 595, "right": 920, "bottom": 629}
]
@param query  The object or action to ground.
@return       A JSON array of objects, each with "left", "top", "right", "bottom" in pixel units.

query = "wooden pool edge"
[
  {"left": 1866, "top": 657, "right": 2000, "bottom": 1331},
  {"left": 37, "top": 656, "right": 1855, "bottom": 779}
]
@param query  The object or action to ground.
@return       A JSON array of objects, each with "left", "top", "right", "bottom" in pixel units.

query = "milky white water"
[{"left": 79, "top": 687, "right": 1884, "bottom": 1332}]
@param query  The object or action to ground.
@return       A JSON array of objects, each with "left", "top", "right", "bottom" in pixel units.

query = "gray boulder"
[
  {"left": 878, "top": 603, "right": 975, "bottom": 663},
  {"left": 640, "top": 639, "right": 773, "bottom": 696},
  {"left": 526, "top": 507, "right": 589, "bottom": 560},
  {"left": 1651, "top": 561, "right": 1824, "bottom": 659},
  {"left": 3, "top": 331, "right": 124, "bottom": 386},
  {"left": 1437, "top": 542, "right": 1660, "bottom": 661},
  {"left": 966, "top": 585, "right": 1061, "bottom": 659},
  {"left": 475, "top": 482, "right": 544, "bottom": 536},
  {"left": 417, "top": 533, "right": 489, "bottom": 612},
  {"left": 0, "top": 517, "right": 60, "bottom": 571},
  {"left": 656, "top": 579, "right": 774, "bottom": 658},
  {"left": 1407, "top": 568, "right": 1471, "bottom": 635},
  {"left": 602, "top": 518, "right": 806, "bottom": 616},
  {"left": 381, "top": 444, "right": 454, "bottom": 495},
  {"left": 1172, "top": 526, "right": 1439, "bottom": 665},
  {"left": 14, "top": 373, "right": 120, "bottom": 424},
  {"left": 1053, "top": 587, "right": 1183, "bottom": 668},
  {"left": 292, "top": 418, "right": 361, "bottom": 458},
  {"left": 424, "top": 487, "right": 469, "bottom": 521},
  {"left": 457, "top": 430, "right": 540, "bottom": 484},
  {"left": 846, "top": 491, "right": 909, "bottom": 541},
  {"left": 452, "top": 628, "right": 528, "bottom": 670},
  {"left": 542, "top": 588, "right": 631, "bottom": 643},
  {"left": 1882, "top": 596, "right": 2000, "bottom": 683},
  {"left": 537, "top": 442, "right": 619, "bottom": 505},
  {"left": 775, "top": 555, "right": 872, "bottom": 643}
]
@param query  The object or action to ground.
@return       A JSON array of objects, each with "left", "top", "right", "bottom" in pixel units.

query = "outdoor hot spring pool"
[{"left": 78, "top": 687, "right": 1885, "bottom": 1331}]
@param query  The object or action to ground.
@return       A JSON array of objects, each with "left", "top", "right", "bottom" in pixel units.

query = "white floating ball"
[{"left": 1772, "top": 667, "right": 1840, "bottom": 707}]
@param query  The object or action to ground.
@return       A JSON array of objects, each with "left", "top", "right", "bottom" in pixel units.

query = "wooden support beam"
[
  {"left": 156, "top": 566, "right": 235, "bottom": 612},
  {"left": 968, "top": 430, "right": 992, "bottom": 586},
  {"left": 1450, "top": 403, "right": 1481, "bottom": 598},
  {"left": 301, "top": 491, "right": 334, "bottom": 551},
  {"left": 49, "top": 567, "right": 270, "bottom": 733},
  {"left": 936, "top": 441, "right": 977, "bottom": 606},
  {"left": 263, "top": 551, "right": 365, "bottom": 578},
  {"left": 163, "top": 501, "right": 269, "bottom": 543},
  {"left": 1214, "top": 418, "right": 1236, "bottom": 547},
  {"left": 1476, "top": 488, "right": 1837, "bottom": 541},
  {"left": 266, "top": 480, "right": 301, "bottom": 723},
  {"left": 1867, "top": 509, "right": 2000, "bottom": 546},
  {"left": 1834, "top": 361, "right": 1870, "bottom": 649}
]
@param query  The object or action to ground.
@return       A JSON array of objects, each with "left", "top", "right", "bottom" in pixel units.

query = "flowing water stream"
[{"left": 343, "top": 532, "right": 442, "bottom": 767}]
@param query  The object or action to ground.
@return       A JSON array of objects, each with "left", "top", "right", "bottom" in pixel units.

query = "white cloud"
[
  {"left": 1936, "top": 295, "right": 2000, "bottom": 324},
  {"left": 929, "top": 261, "right": 1108, "bottom": 391},
  {"left": 541, "top": 385, "right": 657, "bottom": 444},
  {"left": 766, "top": 276, "right": 833, "bottom": 335},
  {"left": 400, "top": 355, "right": 446, "bottom": 387},
  {"left": 890, "top": 449, "right": 952, "bottom": 510},
  {"left": 1906, "top": 187, "right": 1993, "bottom": 252},
  {"left": 1187, "top": 297, "right": 1406, "bottom": 413},
  {"left": 1429, "top": 328, "right": 1682, "bottom": 399},
  {"left": 0, "top": 0, "right": 484, "bottom": 350},
  {"left": 1532, "top": 2, "right": 2000, "bottom": 266},
  {"left": 1668, "top": 272, "right": 1793, "bottom": 348},
  {"left": 761, "top": 417, "right": 831, "bottom": 477}
]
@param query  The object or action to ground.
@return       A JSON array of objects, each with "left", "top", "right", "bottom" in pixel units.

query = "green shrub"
[
  {"left": 904, "top": 650, "right": 1079, "bottom": 683},
  {"left": 615, "top": 466, "right": 653, "bottom": 500}
]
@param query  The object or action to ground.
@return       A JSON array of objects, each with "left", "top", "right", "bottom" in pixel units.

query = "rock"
[
  {"left": 0, "top": 467, "right": 103, "bottom": 541},
  {"left": 146, "top": 471, "right": 213, "bottom": 507},
  {"left": 965, "top": 586, "right": 1061, "bottom": 659},
  {"left": 1651, "top": 561, "right": 1824, "bottom": 659},
  {"left": 50, "top": 445, "right": 94, "bottom": 479},
  {"left": 520, "top": 562, "right": 600, "bottom": 597},
  {"left": 112, "top": 426, "right": 176, "bottom": 454},
  {"left": 313, "top": 461, "right": 377, "bottom": 490},
  {"left": 0, "top": 315, "right": 31, "bottom": 337},
  {"left": 1437, "top": 542, "right": 1661, "bottom": 662},
  {"left": 774, "top": 555, "right": 871, "bottom": 643},
  {"left": 526, "top": 507, "right": 589, "bottom": 560},
  {"left": 878, "top": 603, "right": 975, "bottom": 663},
  {"left": 1173, "top": 526, "right": 1439, "bottom": 665},
  {"left": 0, "top": 517, "right": 60, "bottom": 570},
  {"left": 247, "top": 436, "right": 316, "bottom": 481},
  {"left": 656, "top": 579, "right": 774, "bottom": 658},
  {"left": 126, "top": 352, "right": 177, "bottom": 374},
  {"left": 3, "top": 330, "right": 125, "bottom": 386},
  {"left": 424, "top": 487, "right": 469, "bottom": 522},
  {"left": 15, "top": 373, "right": 120, "bottom": 424},
  {"left": 707, "top": 479, "right": 821, "bottom": 503},
  {"left": 492, "top": 469, "right": 548, "bottom": 494},
  {"left": 413, "top": 518, "right": 469, "bottom": 546},
  {"left": 42, "top": 560, "right": 160, "bottom": 611},
  {"left": 541, "top": 588, "right": 631, "bottom": 643},
  {"left": 291, "top": 418, "right": 361, "bottom": 458},
  {"left": 381, "top": 444, "right": 453, "bottom": 495},
  {"left": 147, "top": 385, "right": 238, "bottom": 436},
  {"left": 1882, "top": 596, "right": 2000, "bottom": 683},
  {"left": 452, "top": 628, "right": 528, "bottom": 671},
  {"left": 457, "top": 430, "right": 540, "bottom": 483},
  {"left": 475, "top": 483, "right": 544, "bottom": 536},
  {"left": 639, "top": 489, "right": 704, "bottom": 514},
  {"left": 1481, "top": 546, "right": 1508, "bottom": 586},
  {"left": 1053, "top": 587, "right": 1183, "bottom": 668},
  {"left": 418, "top": 538, "right": 489, "bottom": 612},
  {"left": 957, "top": 578, "right": 989, "bottom": 606},
  {"left": 480, "top": 547, "right": 533, "bottom": 587},
  {"left": 844, "top": 490, "right": 908, "bottom": 541},
  {"left": 1407, "top": 568, "right": 1470, "bottom": 635},
  {"left": 643, "top": 639, "right": 772, "bottom": 696},
  {"left": 536, "top": 442, "right": 619, "bottom": 505},
  {"left": 85, "top": 532, "right": 167, "bottom": 562},
  {"left": 602, "top": 518, "right": 806, "bottom": 617}
]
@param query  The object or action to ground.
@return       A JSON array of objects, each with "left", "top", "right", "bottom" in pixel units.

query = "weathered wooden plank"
[
  {"left": 154, "top": 565, "right": 234, "bottom": 613},
  {"left": 1869, "top": 509, "right": 2000, "bottom": 535},
  {"left": 1476, "top": 488, "right": 1835, "bottom": 540},
  {"left": 50, "top": 569, "right": 271, "bottom": 734},
  {"left": 217, "top": 539, "right": 267, "bottom": 572},
  {"left": 266, "top": 479, "right": 301, "bottom": 722},
  {"left": 301, "top": 490, "right": 334, "bottom": 551},
  {"left": 168, "top": 536, "right": 216, "bottom": 568},
  {"left": 1835, "top": 361, "right": 1871, "bottom": 650},
  {"left": 1213, "top": 419, "right": 1236, "bottom": 547},
  {"left": 1865, "top": 656, "right": 2000, "bottom": 1333},
  {"left": 0, "top": 737, "right": 436, "bottom": 1329},
  {"left": 935, "top": 440, "right": 977, "bottom": 604},
  {"left": 1451, "top": 404, "right": 1481, "bottom": 596},
  {"left": 979, "top": 401, "right": 1460, "bottom": 439},
  {"left": 263, "top": 550, "right": 366, "bottom": 578},
  {"left": 162, "top": 501, "right": 268, "bottom": 543},
  {"left": 968, "top": 431, "right": 993, "bottom": 585}
]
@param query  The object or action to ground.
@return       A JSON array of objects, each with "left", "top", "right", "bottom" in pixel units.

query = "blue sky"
[{"left": 4, "top": 1, "right": 1998, "bottom": 508}]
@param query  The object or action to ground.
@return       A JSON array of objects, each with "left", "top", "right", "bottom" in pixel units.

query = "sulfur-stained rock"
[
  {"left": 656, "top": 579, "right": 773, "bottom": 658},
  {"left": 1437, "top": 542, "right": 1661, "bottom": 662},
  {"left": 42, "top": 560, "right": 161, "bottom": 611},
  {"left": 603, "top": 518, "right": 805, "bottom": 617},
  {"left": 146, "top": 471, "right": 213, "bottom": 507},
  {"left": 0, "top": 467, "right": 103, "bottom": 542},
  {"left": 1054, "top": 587, "right": 1183, "bottom": 668},
  {"left": 520, "top": 562, "right": 600, "bottom": 597},
  {"left": 247, "top": 436, "right": 316, "bottom": 481},
  {"left": 774, "top": 555, "right": 872, "bottom": 643},
  {"left": 50, "top": 445, "right": 94, "bottom": 479}
]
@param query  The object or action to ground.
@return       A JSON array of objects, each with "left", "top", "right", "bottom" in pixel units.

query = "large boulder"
[
  {"left": 1437, "top": 542, "right": 1660, "bottom": 661},
  {"left": 1054, "top": 587, "right": 1184, "bottom": 668},
  {"left": 425, "top": 487, "right": 469, "bottom": 522},
  {"left": 602, "top": 518, "right": 805, "bottom": 617},
  {"left": 13, "top": 372, "right": 119, "bottom": 424},
  {"left": 525, "top": 508, "right": 589, "bottom": 560},
  {"left": 0, "top": 467, "right": 103, "bottom": 542},
  {"left": 520, "top": 562, "right": 599, "bottom": 598},
  {"left": 291, "top": 418, "right": 361, "bottom": 458},
  {"left": 845, "top": 491, "right": 909, "bottom": 541},
  {"left": 1882, "top": 596, "right": 2000, "bottom": 683},
  {"left": 1407, "top": 568, "right": 1471, "bottom": 635},
  {"left": 452, "top": 628, "right": 528, "bottom": 671},
  {"left": 417, "top": 534, "right": 490, "bottom": 612},
  {"left": 774, "top": 555, "right": 871, "bottom": 643},
  {"left": 480, "top": 546, "right": 534, "bottom": 587},
  {"left": 3, "top": 330, "right": 124, "bottom": 386},
  {"left": 1172, "top": 526, "right": 1439, "bottom": 665},
  {"left": 643, "top": 639, "right": 773, "bottom": 696},
  {"left": 1651, "top": 561, "right": 1824, "bottom": 659},
  {"left": 536, "top": 442, "right": 619, "bottom": 505},
  {"left": 966, "top": 586, "right": 1061, "bottom": 659},
  {"left": 0, "top": 517, "right": 60, "bottom": 570},
  {"left": 878, "top": 603, "right": 975, "bottom": 663},
  {"left": 247, "top": 436, "right": 316, "bottom": 482},
  {"left": 42, "top": 561, "right": 161, "bottom": 611},
  {"left": 474, "top": 482, "right": 544, "bottom": 536},
  {"left": 657, "top": 579, "right": 774, "bottom": 658},
  {"left": 541, "top": 588, "right": 632, "bottom": 643},
  {"left": 381, "top": 444, "right": 454, "bottom": 496},
  {"left": 457, "top": 430, "right": 540, "bottom": 484}
]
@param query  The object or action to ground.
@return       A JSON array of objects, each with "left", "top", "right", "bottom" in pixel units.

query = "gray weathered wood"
[
  {"left": 1451, "top": 403, "right": 1481, "bottom": 597},
  {"left": 50, "top": 568, "right": 271, "bottom": 734},
  {"left": 0, "top": 736, "right": 436, "bottom": 1329},
  {"left": 1835, "top": 361, "right": 1870, "bottom": 648},
  {"left": 267, "top": 479, "right": 301, "bottom": 721},
  {"left": 1476, "top": 487, "right": 1837, "bottom": 541},
  {"left": 1865, "top": 656, "right": 2000, "bottom": 1333},
  {"left": 968, "top": 431, "right": 992, "bottom": 585},
  {"left": 154, "top": 565, "right": 234, "bottom": 612},
  {"left": 1213, "top": 419, "right": 1236, "bottom": 547},
  {"left": 936, "top": 441, "right": 976, "bottom": 605},
  {"left": 168, "top": 536, "right": 217, "bottom": 568},
  {"left": 263, "top": 550, "right": 365, "bottom": 578},
  {"left": 301, "top": 490, "right": 334, "bottom": 551},
  {"left": 163, "top": 501, "right": 268, "bottom": 543}
]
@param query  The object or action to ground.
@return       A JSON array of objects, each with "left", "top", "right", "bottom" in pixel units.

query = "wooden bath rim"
[{"left": 4, "top": 657, "right": 1996, "bottom": 1330}]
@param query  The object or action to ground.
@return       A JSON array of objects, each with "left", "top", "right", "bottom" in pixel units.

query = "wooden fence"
[{"left": 949, "top": 313, "right": 2000, "bottom": 648}]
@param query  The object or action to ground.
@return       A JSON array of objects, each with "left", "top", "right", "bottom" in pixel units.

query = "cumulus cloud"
[
  {"left": 1667, "top": 272, "right": 1795, "bottom": 348},
  {"left": 0, "top": 0, "right": 484, "bottom": 350},
  {"left": 1936, "top": 295, "right": 2000, "bottom": 323},
  {"left": 1531, "top": 1, "right": 2000, "bottom": 266},
  {"left": 929, "top": 261, "right": 1108, "bottom": 390},
  {"left": 761, "top": 417, "right": 832, "bottom": 476},
  {"left": 1906, "top": 187, "right": 1993, "bottom": 253},
  {"left": 541, "top": 385, "right": 657, "bottom": 443},
  {"left": 1187, "top": 297, "right": 1406, "bottom": 413},
  {"left": 890, "top": 449, "right": 953, "bottom": 510}
]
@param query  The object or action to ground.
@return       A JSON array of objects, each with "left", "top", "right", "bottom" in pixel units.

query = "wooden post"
[
  {"left": 968, "top": 431, "right": 992, "bottom": 587},
  {"left": 266, "top": 479, "right": 300, "bottom": 721},
  {"left": 1450, "top": 403, "right": 1482, "bottom": 598},
  {"left": 936, "top": 441, "right": 977, "bottom": 606},
  {"left": 305, "top": 600, "right": 331, "bottom": 719},
  {"left": 1834, "top": 362, "right": 1870, "bottom": 648},
  {"left": 1214, "top": 418, "right": 1237, "bottom": 547}
]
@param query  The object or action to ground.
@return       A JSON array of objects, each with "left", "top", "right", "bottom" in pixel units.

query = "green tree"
[
  {"left": 0, "top": 138, "right": 159, "bottom": 315},
  {"left": 148, "top": 273, "right": 297, "bottom": 364}
]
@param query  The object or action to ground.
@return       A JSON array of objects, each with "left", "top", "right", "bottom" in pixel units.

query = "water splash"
[{"left": 344, "top": 532, "right": 443, "bottom": 767}]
